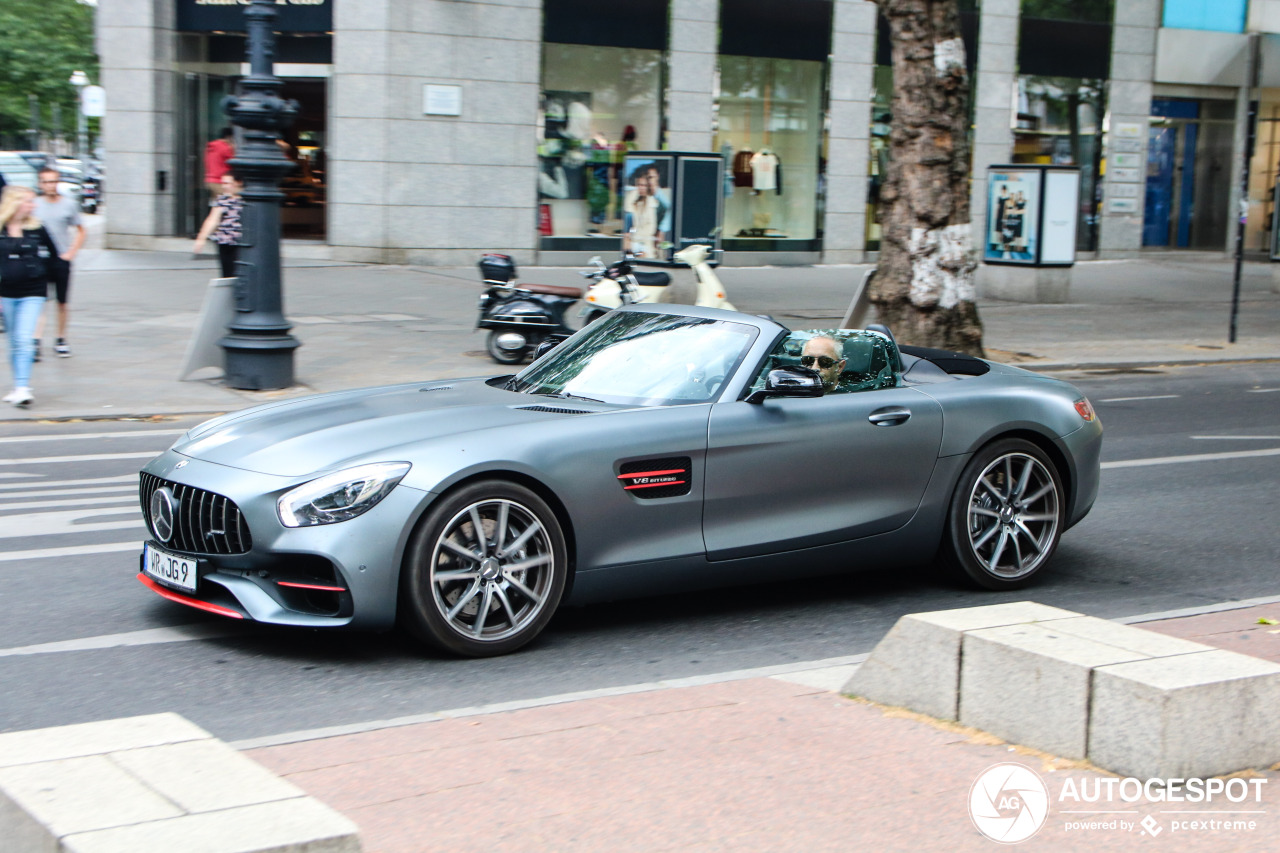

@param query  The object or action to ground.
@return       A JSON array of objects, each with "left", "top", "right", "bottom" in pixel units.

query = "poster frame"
[{"left": 983, "top": 164, "right": 1081, "bottom": 268}]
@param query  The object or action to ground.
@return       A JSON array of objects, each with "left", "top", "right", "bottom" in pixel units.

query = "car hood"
[{"left": 173, "top": 377, "right": 601, "bottom": 477}]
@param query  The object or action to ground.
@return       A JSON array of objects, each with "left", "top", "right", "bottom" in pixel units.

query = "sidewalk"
[
  {"left": 3, "top": 225, "right": 1280, "bottom": 420},
  {"left": 242, "top": 601, "right": 1280, "bottom": 852}
]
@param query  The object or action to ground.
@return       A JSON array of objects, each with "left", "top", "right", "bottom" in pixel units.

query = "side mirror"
[
  {"left": 745, "top": 366, "right": 825, "bottom": 404},
  {"left": 533, "top": 335, "right": 569, "bottom": 361}
]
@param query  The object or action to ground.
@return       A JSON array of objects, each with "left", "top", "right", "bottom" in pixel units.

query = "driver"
[{"left": 800, "top": 335, "right": 846, "bottom": 394}]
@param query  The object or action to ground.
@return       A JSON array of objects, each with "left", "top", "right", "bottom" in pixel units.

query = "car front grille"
[{"left": 139, "top": 472, "right": 252, "bottom": 555}]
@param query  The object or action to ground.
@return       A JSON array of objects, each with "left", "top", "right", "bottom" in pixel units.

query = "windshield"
[{"left": 509, "top": 312, "right": 758, "bottom": 406}]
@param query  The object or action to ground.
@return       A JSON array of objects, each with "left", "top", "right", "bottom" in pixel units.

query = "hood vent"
[
  {"left": 515, "top": 405, "right": 592, "bottom": 415},
  {"left": 419, "top": 385, "right": 454, "bottom": 392}
]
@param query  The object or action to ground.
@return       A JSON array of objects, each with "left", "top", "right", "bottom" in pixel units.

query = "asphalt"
[{"left": 7, "top": 219, "right": 1280, "bottom": 850}]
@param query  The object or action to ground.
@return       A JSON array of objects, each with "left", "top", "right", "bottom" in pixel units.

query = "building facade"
[{"left": 95, "top": 0, "right": 1280, "bottom": 267}]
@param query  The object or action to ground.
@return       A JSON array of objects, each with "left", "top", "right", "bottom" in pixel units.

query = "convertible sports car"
[{"left": 138, "top": 304, "right": 1102, "bottom": 656}]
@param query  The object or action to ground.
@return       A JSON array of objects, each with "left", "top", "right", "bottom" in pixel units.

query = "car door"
[{"left": 702, "top": 386, "right": 944, "bottom": 560}]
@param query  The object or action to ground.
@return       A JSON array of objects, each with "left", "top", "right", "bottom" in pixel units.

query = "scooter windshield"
[{"left": 509, "top": 312, "right": 758, "bottom": 406}]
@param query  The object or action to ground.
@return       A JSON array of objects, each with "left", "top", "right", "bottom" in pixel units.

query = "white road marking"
[
  {"left": 1246, "top": 388, "right": 1280, "bottom": 393},
  {"left": 1190, "top": 435, "right": 1280, "bottom": 441},
  {"left": 0, "top": 508, "right": 142, "bottom": 538},
  {"left": 0, "top": 541, "right": 140, "bottom": 562},
  {"left": 1102, "top": 447, "right": 1280, "bottom": 469},
  {"left": 0, "top": 475, "right": 134, "bottom": 491},
  {"left": 0, "top": 485, "right": 137, "bottom": 500},
  {"left": 0, "top": 623, "right": 247, "bottom": 658},
  {"left": 0, "top": 429, "right": 184, "bottom": 444},
  {"left": 1098, "top": 395, "right": 1180, "bottom": 403},
  {"left": 0, "top": 495, "right": 138, "bottom": 511},
  {"left": 0, "top": 452, "right": 157, "bottom": 466}
]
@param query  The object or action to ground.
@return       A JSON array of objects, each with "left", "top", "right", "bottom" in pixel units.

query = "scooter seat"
[
  {"left": 520, "top": 283, "right": 584, "bottom": 298},
  {"left": 632, "top": 271, "right": 671, "bottom": 287}
]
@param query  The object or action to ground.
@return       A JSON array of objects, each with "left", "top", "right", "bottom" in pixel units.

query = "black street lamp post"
[{"left": 220, "top": 0, "right": 301, "bottom": 390}]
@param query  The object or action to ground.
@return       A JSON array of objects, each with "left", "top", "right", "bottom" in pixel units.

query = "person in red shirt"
[{"left": 204, "top": 128, "right": 235, "bottom": 198}]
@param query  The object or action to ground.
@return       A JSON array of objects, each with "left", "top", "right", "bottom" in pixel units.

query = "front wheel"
[
  {"left": 486, "top": 330, "right": 531, "bottom": 364},
  {"left": 401, "top": 481, "right": 567, "bottom": 657},
  {"left": 943, "top": 438, "right": 1063, "bottom": 590}
]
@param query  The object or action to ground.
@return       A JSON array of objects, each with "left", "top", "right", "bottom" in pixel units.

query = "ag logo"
[{"left": 968, "top": 762, "right": 1049, "bottom": 844}]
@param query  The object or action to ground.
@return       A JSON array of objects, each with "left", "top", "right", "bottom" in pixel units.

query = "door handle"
[{"left": 868, "top": 406, "right": 911, "bottom": 426}]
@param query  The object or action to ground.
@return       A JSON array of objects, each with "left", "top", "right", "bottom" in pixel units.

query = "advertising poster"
[
  {"left": 622, "top": 155, "right": 674, "bottom": 260},
  {"left": 1040, "top": 169, "right": 1081, "bottom": 265},
  {"left": 986, "top": 169, "right": 1040, "bottom": 263}
]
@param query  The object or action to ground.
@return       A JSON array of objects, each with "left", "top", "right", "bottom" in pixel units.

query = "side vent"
[
  {"left": 515, "top": 405, "right": 592, "bottom": 415},
  {"left": 617, "top": 457, "right": 692, "bottom": 499}
]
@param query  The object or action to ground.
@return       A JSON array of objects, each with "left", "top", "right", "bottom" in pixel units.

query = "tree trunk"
[{"left": 871, "top": 0, "right": 984, "bottom": 356}]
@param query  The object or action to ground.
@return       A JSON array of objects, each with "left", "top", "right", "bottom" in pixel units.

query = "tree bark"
[{"left": 871, "top": 0, "right": 984, "bottom": 356}]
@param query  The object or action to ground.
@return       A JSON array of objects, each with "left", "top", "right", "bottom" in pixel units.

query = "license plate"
[{"left": 144, "top": 543, "right": 198, "bottom": 593}]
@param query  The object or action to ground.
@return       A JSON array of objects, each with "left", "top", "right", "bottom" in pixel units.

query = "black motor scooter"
[{"left": 475, "top": 254, "right": 582, "bottom": 364}]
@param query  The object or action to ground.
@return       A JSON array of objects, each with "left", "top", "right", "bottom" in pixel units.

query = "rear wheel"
[
  {"left": 401, "top": 481, "right": 567, "bottom": 656},
  {"left": 943, "top": 438, "right": 1063, "bottom": 590}
]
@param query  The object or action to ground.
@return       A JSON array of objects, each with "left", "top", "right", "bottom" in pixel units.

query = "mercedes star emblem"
[{"left": 150, "top": 486, "right": 176, "bottom": 543}]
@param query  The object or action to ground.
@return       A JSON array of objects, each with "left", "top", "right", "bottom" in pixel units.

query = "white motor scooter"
[{"left": 580, "top": 244, "right": 735, "bottom": 323}]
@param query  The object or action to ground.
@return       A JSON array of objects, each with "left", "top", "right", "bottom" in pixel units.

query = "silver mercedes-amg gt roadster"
[{"left": 138, "top": 304, "right": 1102, "bottom": 656}]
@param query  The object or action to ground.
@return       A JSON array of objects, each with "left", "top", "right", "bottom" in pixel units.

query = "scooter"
[
  {"left": 475, "top": 253, "right": 582, "bottom": 364},
  {"left": 579, "top": 244, "right": 735, "bottom": 323}
]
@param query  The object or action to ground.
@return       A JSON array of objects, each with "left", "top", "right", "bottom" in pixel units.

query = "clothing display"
[
  {"left": 732, "top": 150, "right": 755, "bottom": 188},
  {"left": 750, "top": 150, "right": 782, "bottom": 194}
]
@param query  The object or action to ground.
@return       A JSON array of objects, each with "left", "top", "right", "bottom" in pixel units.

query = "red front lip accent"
[
  {"left": 136, "top": 573, "right": 244, "bottom": 619},
  {"left": 276, "top": 581, "right": 347, "bottom": 592}
]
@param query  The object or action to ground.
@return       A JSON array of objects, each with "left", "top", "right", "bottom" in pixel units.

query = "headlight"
[{"left": 277, "top": 462, "right": 411, "bottom": 528}]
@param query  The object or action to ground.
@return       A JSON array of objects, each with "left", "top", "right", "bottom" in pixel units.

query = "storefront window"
[
  {"left": 716, "top": 0, "right": 832, "bottom": 253},
  {"left": 1012, "top": 76, "right": 1105, "bottom": 251},
  {"left": 538, "top": 44, "right": 663, "bottom": 245},
  {"left": 715, "top": 56, "right": 825, "bottom": 245}
]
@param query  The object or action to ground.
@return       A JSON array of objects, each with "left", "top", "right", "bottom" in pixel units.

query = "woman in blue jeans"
[{"left": 0, "top": 186, "right": 56, "bottom": 408}]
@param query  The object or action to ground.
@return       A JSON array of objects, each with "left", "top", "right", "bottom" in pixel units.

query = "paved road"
[{"left": 0, "top": 363, "right": 1277, "bottom": 741}]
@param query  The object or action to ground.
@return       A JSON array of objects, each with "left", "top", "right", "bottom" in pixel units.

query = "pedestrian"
[
  {"left": 204, "top": 127, "right": 235, "bottom": 199},
  {"left": 192, "top": 173, "right": 244, "bottom": 278},
  {"left": 33, "top": 167, "right": 86, "bottom": 359},
  {"left": 0, "top": 186, "right": 56, "bottom": 407}
]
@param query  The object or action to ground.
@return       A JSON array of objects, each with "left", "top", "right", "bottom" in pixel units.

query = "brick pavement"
[{"left": 247, "top": 605, "right": 1280, "bottom": 853}]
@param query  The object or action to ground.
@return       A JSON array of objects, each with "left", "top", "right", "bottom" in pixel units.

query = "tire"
[
  {"left": 486, "top": 330, "right": 531, "bottom": 364},
  {"left": 401, "top": 480, "right": 567, "bottom": 657},
  {"left": 943, "top": 438, "right": 1064, "bottom": 590}
]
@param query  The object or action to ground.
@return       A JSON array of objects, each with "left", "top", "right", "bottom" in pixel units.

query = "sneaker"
[
  {"left": 32, "top": 339, "right": 40, "bottom": 363},
  {"left": 2, "top": 389, "right": 19, "bottom": 403},
  {"left": 55, "top": 338, "right": 71, "bottom": 358},
  {"left": 8, "top": 387, "right": 32, "bottom": 407}
]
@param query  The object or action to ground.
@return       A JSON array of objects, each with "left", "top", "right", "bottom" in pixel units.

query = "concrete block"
[
  {"left": 978, "top": 264, "right": 1072, "bottom": 303},
  {"left": 0, "top": 756, "right": 183, "bottom": 836},
  {"left": 62, "top": 798, "right": 360, "bottom": 853},
  {"left": 1045, "top": 616, "right": 1210, "bottom": 658},
  {"left": 843, "top": 602, "right": 1079, "bottom": 720},
  {"left": 0, "top": 713, "right": 207, "bottom": 769},
  {"left": 960, "top": 623, "right": 1148, "bottom": 758},
  {"left": 109, "top": 740, "right": 305, "bottom": 814},
  {"left": 0, "top": 714, "right": 360, "bottom": 853},
  {"left": 1090, "top": 650, "right": 1280, "bottom": 779}
]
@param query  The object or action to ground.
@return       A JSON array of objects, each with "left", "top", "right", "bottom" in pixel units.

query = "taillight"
[{"left": 1074, "top": 398, "right": 1096, "bottom": 422}]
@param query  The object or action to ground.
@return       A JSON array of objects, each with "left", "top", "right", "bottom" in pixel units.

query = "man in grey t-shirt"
[{"left": 35, "top": 167, "right": 86, "bottom": 358}]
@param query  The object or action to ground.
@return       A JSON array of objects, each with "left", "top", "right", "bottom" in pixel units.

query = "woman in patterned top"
[{"left": 193, "top": 173, "right": 244, "bottom": 278}]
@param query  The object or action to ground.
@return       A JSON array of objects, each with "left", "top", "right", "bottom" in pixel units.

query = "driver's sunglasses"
[{"left": 800, "top": 355, "right": 838, "bottom": 369}]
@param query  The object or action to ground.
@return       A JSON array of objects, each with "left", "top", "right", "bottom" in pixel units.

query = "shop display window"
[
  {"left": 1012, "top": 76, "right": 1104, "bottom": 251},
  {"left": 714, "top": 56, "right": 825, "bottom": 247},
  {"left": 538, "top": 43, "right": 663, "bottom": 247}
]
